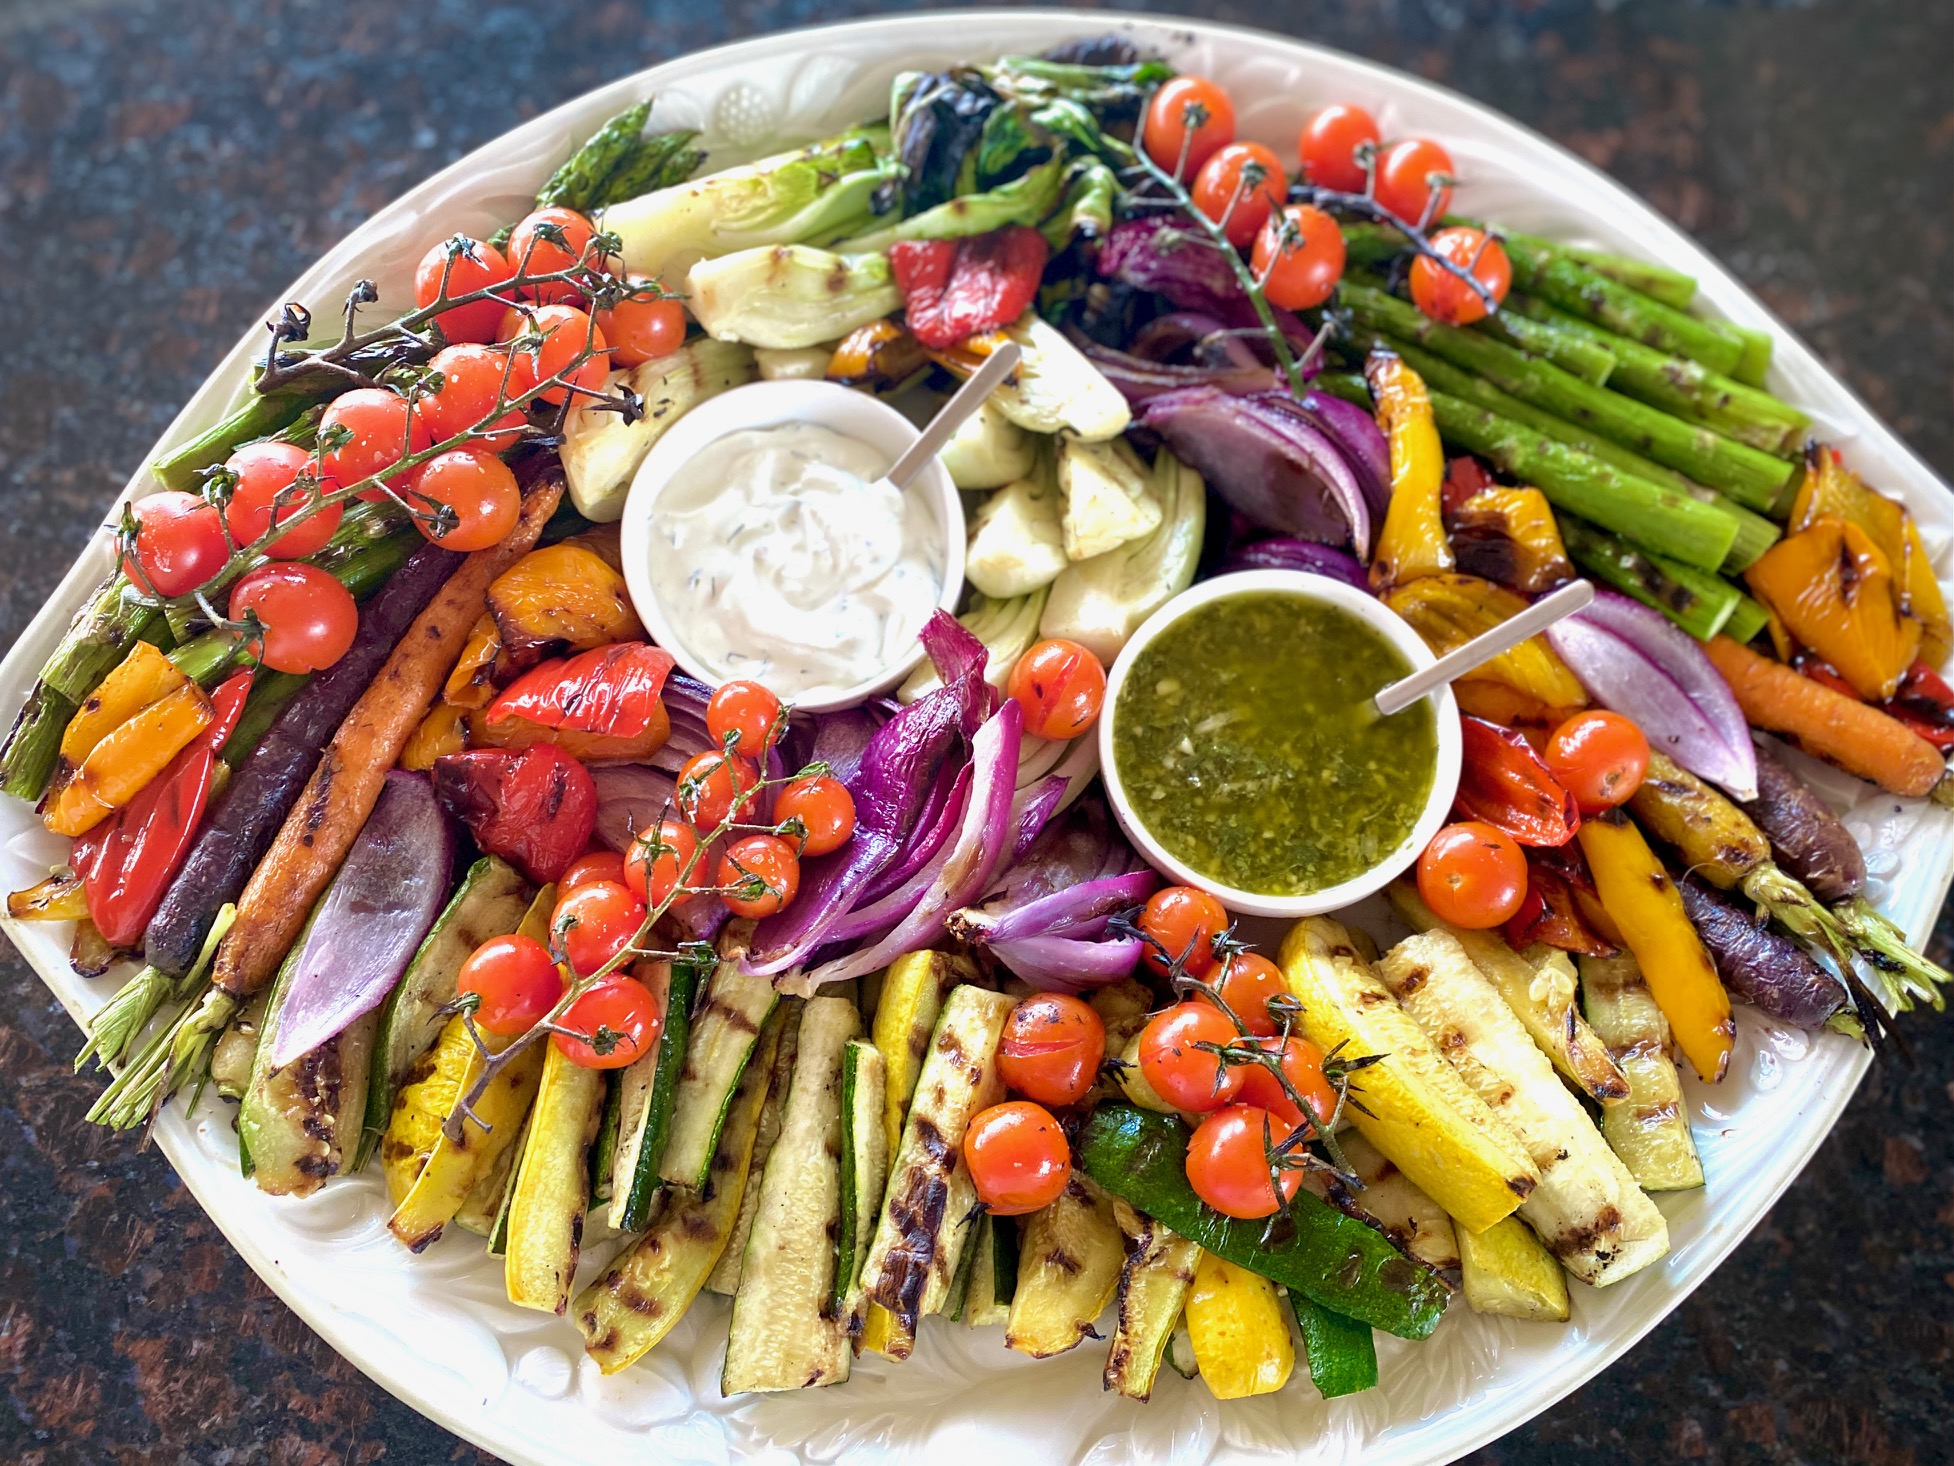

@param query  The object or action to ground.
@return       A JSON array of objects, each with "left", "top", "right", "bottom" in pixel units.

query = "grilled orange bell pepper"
[
  {"left": 1367, "top": 349, "right": 1452, "bottom": 590},
  {"left": 1747, "top": 515, "right": 1920, "bottom": 701},
  {"left": 1385, "top": 574, "right": 1588, "bottom": 716},
  {"left": 45, "top": 680, "right": 214, "bottom": 837},
  {"left": 486, "top": 543, "right": 644, "bottom": 667},
  {"left": 1577, "top": 810, "right": 1734, "bottom": 1083},
  {"left": 401, "top": 701, "right": 471, "bottom": 771}
]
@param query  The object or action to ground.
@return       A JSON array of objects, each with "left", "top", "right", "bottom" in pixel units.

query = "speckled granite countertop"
[{"left": 1, "top": 2, "right": 1949, "bottom": 1462}]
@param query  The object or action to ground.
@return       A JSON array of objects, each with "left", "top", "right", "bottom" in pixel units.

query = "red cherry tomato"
[
  {"left": 1137, "top": 885, "right": 1230, "bottom": 977},
  {"left": 1416, "top": 820, "right": 1528, "bottom": 929},
  {"left": 1297, "top": 103, "right": 1380, "bottom": 193},
  {"left": 1374, "top": 137, "right": 1455, "bottom": 225},
  {"left": 675, "top": 751, "right": 762, "bottom": 832},
  {"left": 1186, "top": 1105, "right": 1301, "bottom": 1219},
  {"left": 554, "top": 975, "right": 663, "bottom": 1069},
  {"left": 318, "top": 388, "right": 433, "bottom": 500},
  {"left": 1137, "top": 1002, "right": 1245, "bottom": 1113},
  {"left": 718, "top": 834, "right": 800, "bottom": 919},
  {"left": 1191, "top": 142, "right": 1287, "bottom": 249},
  {"left": 1142, "top": 76, "right": 1236, "bottom": 176},
  {"left": 506, "top": 207, "right": 598, "bottom": 303},
  {"left": 962, "top": 1101, "right": 1071, "bottom": 1216},
  {"left": 498, "top": 304, "right": 611, "bottom": 406},
  {"left": 705, "top": 679, "right": 784, "bottom": 757},
  {"left": 414, "top": 235, "right": 517, "bottom": 345},
  {"left": 772, "top": 775, "right": 856, "bottom": 857},
  {"left": 1544, "top": 710, "right": 1651, "bottom": 814},
  {"left": 228, "top": 563, "right": 358, "bottom": 674},
  {"left": 1250, "top": 203, "right": 1346, "bottom": 311},
  {"left": 415, "top": 343, "right": 529, "bottom": 452},
  {"left": 1233, "top": 1034, "right": 1338, "bottom": 1134},
  {"left": 222, "top": 442, "right": 341, "bottom": 560},
  {"left": 1214, "top": 951, "right": 1288, "bottom": 1037},
  {"left": 594, "top": 278, "right": 686, "bottom": 368},
  {"left": 408, "top": 450, "right": 521, "bottom": 552},
  {"left": 998, "top": 994, "right": 1107, "bottom": 1107},
  {"left": 551, "top": 878, "right": 648, "bottom": 980},
  {"left": 559, "top": 849, "right": 627, "bottom": 894},
  {"left": 624, "top": 820, "right": 700, "bottom": 910},
  {"left": 1409, "top": 227, "right": 1512, "bottom": 327},
  {"left": 122, "top": 491, "right": 228, "bottom": 598},
  {"left": 457, "top": 933, "right": 564, "bottom": 1035},
  {"left": 1007, "top": 638, "right": 1107, "bottom": 741}
]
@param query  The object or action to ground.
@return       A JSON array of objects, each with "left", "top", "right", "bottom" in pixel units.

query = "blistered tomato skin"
[
  {"left": 431, "top": 744, "right": 598, "bottom": 884},
  {"left": 998, "top": 994, "right": 1107, "bottom": 1107}
]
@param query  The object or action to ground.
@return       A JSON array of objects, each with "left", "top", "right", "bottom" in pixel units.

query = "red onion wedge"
[{"left": 1220, "top": 537, "right": 1369, "bottom": 589}]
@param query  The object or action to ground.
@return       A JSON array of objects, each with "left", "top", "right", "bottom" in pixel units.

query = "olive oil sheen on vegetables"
[{"left": 1111, "top": 592, "right": 1437, "bottom": 896}]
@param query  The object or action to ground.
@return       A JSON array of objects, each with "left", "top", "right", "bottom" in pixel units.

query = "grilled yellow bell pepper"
[
  {"left": 1386, "top": 573, "right": 1588, "bottom": 718},
  {"left": 1449, "top": 487, "right": 1574, "bottom": 596},
  {"left": 1367, "top": 349, "right": 1452, "bottom": 591},
  {"left": 44, "top": 643, "right": 212, "bottom": 837},
  {"left": 1746, "top": 516, "right": 1920, "bottom": 702},
  {"left": 1183, "top": 1252, "right": 1294, "bottom": 1399},
  {"left": 401, "top": 702, "right": 470, "bottom": 771}
]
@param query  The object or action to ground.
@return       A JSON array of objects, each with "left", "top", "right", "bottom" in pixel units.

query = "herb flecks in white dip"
[{"left": 646, "top": 424, "right": 942, "bottom": 700}]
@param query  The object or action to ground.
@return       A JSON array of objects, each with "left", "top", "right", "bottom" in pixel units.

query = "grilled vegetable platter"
[{"left": 3, "top": 23, "right": 1951, "bottom": 1433}]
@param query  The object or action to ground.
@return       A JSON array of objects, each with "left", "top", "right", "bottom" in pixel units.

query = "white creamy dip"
[{"left": 646, "top": 424, "right": 943, "bottom": 700}]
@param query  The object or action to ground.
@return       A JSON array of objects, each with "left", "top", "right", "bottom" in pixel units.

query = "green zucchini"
[
  {"left": 836, "top": 1038, "right": 889, "bottom": 1328},
  {"left": 722, "top": 996, "right": 861, "bottom": 1393},
  {"left": 485, "top": 1115, "right": 532, "bottom": 1257},
  {"left": 362, "top": 857, "right": 532, "bottom": 1167},
  {"left": 1005, "top": 1174, "right": 1126, "bottom": 1357},
  {"left": 658, "top": 920, "right": 778, "bottom": 1190},
  {"left": 1103, "top": 1199, "right": 1199, "bottom": 1401},
  {"left": 239, "top": 901, "right": 378, "bottom": 1197},
  {"left": 1290, "top": 1293, "right": 1379, "bottom": 1399},
  {"left": 956, "top": 1214, "right": 1015, "bottom": 1327},
  {"left": 574, "top": 1007, "right": 785, "bottom": 1374},
  {"left": 1078, "top": 1106, "right": 1451, "bottom": 1341},
  {"left": 588, "top": 1074, "right": 619, "bottom": 1210},
  {"left": 607, "top": 951, "right": 709, "bottom": 1231},
  {"left": 211, "top": 990, "right": 269, "bottom": 1102},
  {"left": 858, "top": 984, "right": 1014, "bottom": 1344},
  {"left": 706, "top": 997, "right": 802, "bottom": 1295},
  {"left": 504, "top": 1044, "right": 607, "bottom": 1314},
  {"left": 1166, "top": 1323, "right": 1199, "bottom": 1380}
]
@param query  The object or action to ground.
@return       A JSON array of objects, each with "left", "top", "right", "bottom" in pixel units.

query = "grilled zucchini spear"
[
  {"left": 1104, "top": 1199, "right": 1199, "bottom": 1402},
  {"left": 1005, "top": 1173, "right": 1126, "bottom": 1358},
  {"left": 1579, "top": 951, "right": 1704, "bottom": 1191}
]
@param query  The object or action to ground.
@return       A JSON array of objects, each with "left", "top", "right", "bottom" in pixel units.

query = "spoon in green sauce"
[{"left": 1371, "top": 578, "right": 1595, "bottom": 718}]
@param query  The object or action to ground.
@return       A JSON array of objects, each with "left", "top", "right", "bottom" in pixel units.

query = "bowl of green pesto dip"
[{"left": 1099, "top": 570, "right": 1462, "bottom": 918}]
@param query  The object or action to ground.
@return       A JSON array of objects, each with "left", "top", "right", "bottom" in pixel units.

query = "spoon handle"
[
  {"left": 1374, "top": 578, "right": 1595, "bottom": 717},
  {"left": 884, "top": 341, "right": 1024, "bottom": 490}
]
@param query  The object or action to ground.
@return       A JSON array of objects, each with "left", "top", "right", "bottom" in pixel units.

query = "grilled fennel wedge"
[{"left": 1377, "top": 931, "right": 1668, "bottom": 1287}]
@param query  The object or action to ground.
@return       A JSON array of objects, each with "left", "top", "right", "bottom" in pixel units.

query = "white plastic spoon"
[
  {"left": 876, "top": 340, "right": 1023, "bottom": 491},
  {"left": 1373, "top": 577, "right": 1596, "bottom": 717}
]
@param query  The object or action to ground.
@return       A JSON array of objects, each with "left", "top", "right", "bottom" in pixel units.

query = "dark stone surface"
[{"left": 0, "top": 1, "right": 1949, "bottom": 1462}]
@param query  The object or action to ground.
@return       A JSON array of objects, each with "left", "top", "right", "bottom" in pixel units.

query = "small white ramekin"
[
  {"left": 1097, "top": 568, "right": 1462, "bottom": 920},
  {"left": 616, "top": 379, "right": 965, "bottom": 713}
]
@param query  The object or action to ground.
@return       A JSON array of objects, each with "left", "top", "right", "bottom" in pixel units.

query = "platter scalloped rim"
[{"left": 2, "top": 11, "right": 1950, "bottom": 1466}]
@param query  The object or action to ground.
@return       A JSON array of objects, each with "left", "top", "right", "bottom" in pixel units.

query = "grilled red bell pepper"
[
  {"left": 1441, "top": 454, "right": 1497, "bottom": 516},
  {"left": 431, "top": 743, "right": 597, "bottom": 883},
  {"left": 888, "top": 226, "right": 1048, "bottom": 349},
  {"left": 1803, "top": 656, "right": 1954, "bottom": 751},
  {"left": 1455, "top": 714, "right": 1581, "bottom": 847},
  {"left": 70, "top": 669, "right": 253, "bottom": 947},
  {"left": 1504, "top": 850, "right": 1618, "bottom": 958},
  {"left": 482, "top": 642, "right": 676, "bottom": 763}
]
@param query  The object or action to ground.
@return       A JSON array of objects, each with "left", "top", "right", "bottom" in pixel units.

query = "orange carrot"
[
  {"left": 1704, "top": 634, "right": 1946, "bottom": 798},
  {"left": 212, "top": 468, "right": 566, "bottom": 1000}
]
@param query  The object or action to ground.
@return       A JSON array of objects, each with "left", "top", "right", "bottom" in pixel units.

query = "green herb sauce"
[{"left": 1111, "top": 591, "right": 1437, "bottom": 897}]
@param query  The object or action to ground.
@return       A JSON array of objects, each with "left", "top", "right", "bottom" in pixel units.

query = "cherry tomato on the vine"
[
  {"left": 415, "top": 343, "right": 529, "bottom": 452},
  {"left": 1138, "top": 885, "right": 1230, "bottom": 977},
  {"left": 457, "top": 933, "right": 564, "bottom": 1035},
  {"left": 229, "top": 563, "right": 358, "bottom": 674},
  {"left": 1142, "top": 76, "right": 1236, "bottom": 177},
  {"left": 1409, "top": 226, "right": 1512, "bottom": 327},
  {"left": 1137, "top": 1002, "right": 1244, "bottom": 1113},
  {"left": 594, "top": 278, "right": 686, "bottom": 368},
  {"left": 1186, "top": 1104, "right": 1301, "bottom": 1219},
  {"left": 772, "top": 775, "right": 856, "bottom": 857},
  {"left": 1543, "top": 710, "right": 1651, "bottom": 814},
  {"left": 675, "top": 751, "right": 761, "bottom": 831},
  {"left": 705, "top": 679, "right": 784, "bottom": 757},
  {"left": 1416, "top": 819, "right": 1528, "bottom": 929},
  {"left": 318, "top": 387, "right": 433, "bottom": 500},
  {"left": 121, "top": 490, "right": 228, "bottom": 598},
  {"left": 222, "top": 442, "right": 341, "bottom": 560},
  {"left": 625, "top": 820, "right": 700, "bottom": 909},
  {"left": 497, "top": 304, "right": 611, "bottom": 407},
  {"left": 413, "top": 235, "right": 516, "bottom": 345},
  {"left": 1373, "top": 137, "right": 1455, "bottom": 225},
  {"left": 1214, "top": 951, "right": 1288, "bottom": 1037},
  {"left": 559, "top": 849, "right": 627, "bottom": 895},
  {"left": 1251, "top": 203, "right": 1346, "bottom": 311},
  {"left": 552, "top": 878, "right": 648, "bottom": 980},
  {"left": 1007, "top": 638, "right": 1106, "bottom": 742},
  {"left": 1191, "top": 142, "right": 1287, "bottom": 249},
  {"left": 507, "top": 207, "right": 599, "bottom": 303},
  {"left": 718, "top": 834, "right": 800, "bottom": 919},
  {"left": 998, "top": 993, "right": 1107, "bottom": 1107},
  {"left": 1297, "top": 103, "right": 1381, "bottom": 193},
  {"left": 554, "top": 975, "right": 662, "bottom": 1070},
  {"left": 962, "top": 1100, "right": 1071, "bottom": 1216},
  {"left": 1233, "top": 1033, "right": 1337, "bottom": 1134},
  {"left": 408, "top": 450, "right": 521, "bottom": 552}
]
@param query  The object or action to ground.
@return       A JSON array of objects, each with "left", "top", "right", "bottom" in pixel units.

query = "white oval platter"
[{"left": 2, "top": 10, "right": 1950, "bottom": 1465}]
